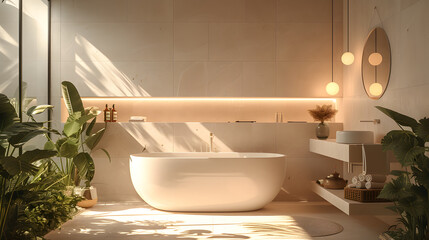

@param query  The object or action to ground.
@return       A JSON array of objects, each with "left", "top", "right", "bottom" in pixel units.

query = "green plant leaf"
[
  {"left": 5, "top": 122, "right": 52, "bottom": 147},
  {"left": 378, "top": 174, "right": 413, "bottom": 201},
  {"left": 26, "top": 105, "right": 54, "bottom": 116},
  {"left": 61, "top": 81, "right": 84, "bottom": 115},
  {"left": 85, "top": 117, "right": 97, "bottom": 136},
  {"left": 73, "top": 152, "right": 95, "bottom": 185},
  {"left": 19, "top": 149, "right": 57, "bottom": 164},
  {"left": 0, "top": 156, "right": 38, "bottom": 176},
  {"left": 85, "top": 128, "right": 105, "bottom": 150},
  {"left": 44, "top": 140, "right": 56, "bottom": 151},
  {"left": 376, "top": 106, "right": 419, "bottom": 132},
  {"left": 58, "top": 139, "right": 78, "bottom": 158},
  {"left": 100, "top": 148, "right": 111, "bottom": 163},
  {"left": 381, "top": 130, "right": 420, "bottom": 166},
  {"left": 0, "top": 93, "right": 18, "bottom": 132},
  {"left": 63, "top": 112, "right": 97, "bottom": 137},
  {"left": 416, "top": 117, "right": 429, "bottom": 142}
]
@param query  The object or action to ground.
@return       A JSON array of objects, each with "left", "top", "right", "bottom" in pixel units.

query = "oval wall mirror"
[{"left": 362, "top": 27, "right": 391, "bottom": 100}]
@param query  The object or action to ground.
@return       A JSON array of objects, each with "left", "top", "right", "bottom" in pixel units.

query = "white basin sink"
[{"left": 336, "top": 131, "right": 374, "bottom": 144}]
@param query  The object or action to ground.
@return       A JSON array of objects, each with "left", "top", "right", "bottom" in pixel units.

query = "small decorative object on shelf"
[
  {"left": 317, "top": 172, "right": 347, "bottom": 189},
  {"left": 104, "top": 104, "right": 111, "bottom": 122},
  {"left": 111, "top": 104, "right": 117, "bottom": 122},
  {"left": 308, "top": 105, "right": 338, "bottom": 139}
]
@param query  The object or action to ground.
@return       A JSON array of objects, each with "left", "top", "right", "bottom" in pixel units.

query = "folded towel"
[
  {"left": 347, "top": 183, "right": 356, "bottom": 188},
  {"left": 364, "top": 174, "right": 386, "bottom": 183},
  {"left": 351, "top": 176, "right": 358, "bottom": 184},
  {"left": 358, "top": 173, "right": 366, "bottom": 182},
  {"left": 356, "top": 181, "right": 367, "bottom": 189},
  {"left": 365, "top": 181, "right": 385, "bottom": 189}
]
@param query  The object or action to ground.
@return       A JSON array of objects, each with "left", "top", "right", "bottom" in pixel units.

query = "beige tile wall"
[{"left": 52, "top": 0, "right": 343, "bottom": 99}]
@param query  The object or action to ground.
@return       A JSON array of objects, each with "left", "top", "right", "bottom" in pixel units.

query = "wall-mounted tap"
[
  {"left": 209, "top": 132, "right": 214, "bottom": 152},
  {"left": 360, "top": 119, "right": 381, "bottom": 124}
]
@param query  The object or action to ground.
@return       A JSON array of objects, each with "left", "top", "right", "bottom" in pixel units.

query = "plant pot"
[
  {"left": 316, "top": 122, "right": 329, "bottom": 139},
  {"left": 75, "top": 186, "right": 98, "bottom": 208}
]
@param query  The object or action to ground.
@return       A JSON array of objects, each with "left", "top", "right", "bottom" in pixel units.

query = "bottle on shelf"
[
  {"left": 104, "top": 104, "right": 111, "bottom": 122},
  {"left": 111, "top": 104, "right": 117, "bottom": 122}
]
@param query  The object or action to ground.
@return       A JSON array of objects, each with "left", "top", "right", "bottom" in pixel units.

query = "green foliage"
[
  {"left": 51, "top": 81, "right": 110, "bottom": 188},
  {"left": 376, "top": 106, "right": 429, "bottom": 239},
  {"left": 6, "top": 189, "right": 82, "bottom": 240}
]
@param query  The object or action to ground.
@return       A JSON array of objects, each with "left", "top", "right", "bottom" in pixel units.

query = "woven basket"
[{"left": 344, "top": 187, "right": 389, "bottom": 202}]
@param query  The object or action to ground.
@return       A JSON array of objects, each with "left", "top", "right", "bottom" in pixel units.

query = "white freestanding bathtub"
[{"left": 129, "top": 152, "right": 286, "bottom": 212}]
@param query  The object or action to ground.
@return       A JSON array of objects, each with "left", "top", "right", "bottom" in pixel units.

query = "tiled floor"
[{"left": 45, "top": 201, "right": 391, "bottom": 240}]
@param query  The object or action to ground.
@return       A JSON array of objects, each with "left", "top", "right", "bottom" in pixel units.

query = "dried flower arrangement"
[{"left": 308, "top": 105, "right": 338, "bottom": 123}]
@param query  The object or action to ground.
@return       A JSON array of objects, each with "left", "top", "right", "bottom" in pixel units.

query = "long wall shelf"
[{"left": 311, "top": 181, "right": 393, "bottom": 215}]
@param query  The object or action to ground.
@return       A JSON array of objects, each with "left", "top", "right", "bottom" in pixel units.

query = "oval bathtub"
[{"left": 129, "top": 152, "right": 286, "bottom": 212}]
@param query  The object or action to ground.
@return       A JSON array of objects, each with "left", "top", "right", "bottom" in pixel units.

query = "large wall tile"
[
  {"left": 174, "top": 23, "right": 209, "bottom": 60},
  {"left": 129, "top": 23, "right": 173, "bottom": 61},
  {"left": 127, "top": 0, "right": 173, "bottom": 22},
  {"left": 277, "top": 23, "right": 331, "bottom": 61},
  {"left": 174, "top": 61, "right": 208, "bottom": 96},
  {"left": 242, "top": 62, "right": 276, "bottom": 97},
  {"left": 277, "top": 0, "right": 342, "bottom": 23},
  {"left": 61, "top": 0, "right": 128, "bottom": 23},
  {"left": 210, "top": 23, "right": 275, "bottom": 61},
  {"left": 174, "top": 0, "right": 245, "bottom": 22},
  {"left": 207, "top": 62, "right": 243, "bottom": 97},
  {"left": 245, "top": 0, "right": 276, "bottom": 22}
]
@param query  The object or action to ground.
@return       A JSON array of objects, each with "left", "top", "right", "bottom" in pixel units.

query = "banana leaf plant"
[
  {"left": 0, "top": 93, "right": 57, "bottom": 240},
  {"left": 376, "top": 106, "right": 429, "bottom": 240},
  {"left": 45, "top": 81, "right": 110, "bottom": 188}
]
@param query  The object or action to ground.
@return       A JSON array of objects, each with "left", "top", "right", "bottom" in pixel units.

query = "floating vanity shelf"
[
  {"left": 309, "top": 139, "right": 383, "bottom": 163},
  {"left": 311, "top": 181, "right": 392, "bottom": 215},
  {"left": 309, "top": 139, "right": 392, "bottom": 215}
]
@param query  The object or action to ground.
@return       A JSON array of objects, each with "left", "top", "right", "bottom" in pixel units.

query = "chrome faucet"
[{"left": 209, "top": 132, "right": 214, "bottom": 152}]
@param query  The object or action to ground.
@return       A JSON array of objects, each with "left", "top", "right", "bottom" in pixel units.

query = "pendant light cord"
[
  {"left": 331, "top": 0, "right": 334, "bottom": 83},
  {"left": 347, "top": 0, "right": 350, "bottom": 51}
]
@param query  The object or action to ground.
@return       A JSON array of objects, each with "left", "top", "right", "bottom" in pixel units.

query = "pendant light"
[
  {"left": 326, "top": 0, "right": 339, "bottom": 96},
  {"left": 341, "top": 0, "right": 354, "bottom": 65}
]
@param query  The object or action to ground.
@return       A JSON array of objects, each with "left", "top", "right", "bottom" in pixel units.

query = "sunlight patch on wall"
[{"left": 75, "top": 35, "right": 151, "bottom": 97}]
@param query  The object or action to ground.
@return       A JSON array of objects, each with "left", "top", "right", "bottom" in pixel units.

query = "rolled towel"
[
  {"left": 347, "top": 183, "right": 357, "bottom": 188},
  {"left": 356, "top": 181, "right": 367, "bottom": 189},
  {"left": 358, "top": 173, "right": 366, "bottom": 182},
  {"left": 365, "top": 181, "right": 385, "bottom": 189},
  {"left": 364, "top": 174, "right": 386, "bottom": 183},
  {"left": 351, "top": 176, "right": 358, "bottom": 184}
]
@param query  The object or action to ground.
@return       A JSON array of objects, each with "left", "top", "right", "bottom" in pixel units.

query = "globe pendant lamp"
[
  {"left": 326, "top": 0, "right": 339, "bottom": 96},
  {"left": 341, "top": 0, "right": 354, "bottom": 65}
]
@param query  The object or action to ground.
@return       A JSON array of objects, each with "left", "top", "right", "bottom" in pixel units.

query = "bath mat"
[
  {"left": 288, "top": 216, "right": 344, "bottom": 237},
  {"left": 243, "top": 216, "right": 343, "bottom": 238}
]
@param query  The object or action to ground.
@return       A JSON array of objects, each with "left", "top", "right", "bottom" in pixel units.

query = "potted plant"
[
  {"left": 44, "top": 81, "right": 110, "bottom": 208},
  {"left": 308, "top": 104, "right": 338, "bottom": 139},
  {"left": 376, "top": 106, "right": 429, "bottom": 240}
]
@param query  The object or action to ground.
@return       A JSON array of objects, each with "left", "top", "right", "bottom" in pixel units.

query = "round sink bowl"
[{"left": 336, "top": 131, "right": 374, "bottom": 144}]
